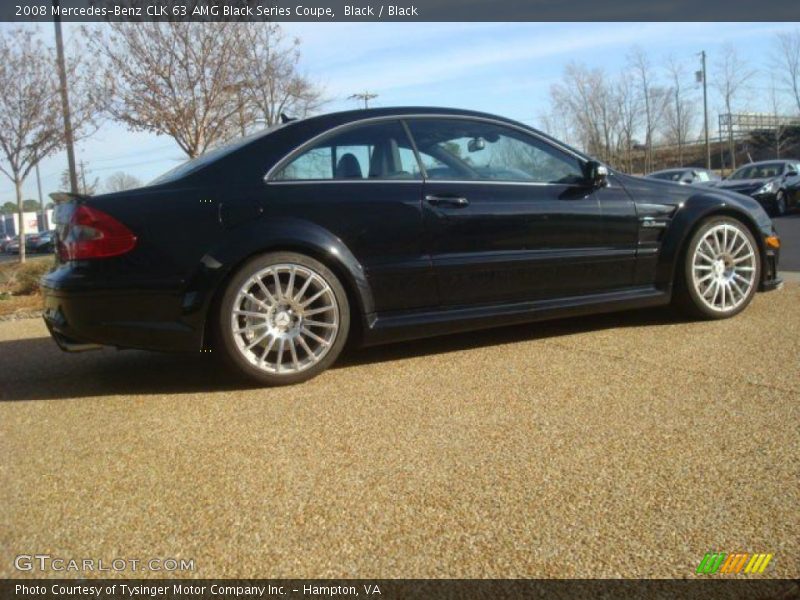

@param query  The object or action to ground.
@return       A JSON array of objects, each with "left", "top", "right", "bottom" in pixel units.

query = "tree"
[
  {"left": 713, "top": 44, "right": 755, "bottom": 171},
  {"left": 616, "top": 69, "right": 643, "bottom": 172},
  {"left": 769, "top": 76, "right": 790, "bottom": 158},
  {"left": 663, "top": 56, "right": 697, "bottom": 166},
  {"left": 0, "top": 27, "right": 104, "bottom": 262},
  {"left": 235, "top": 24, "right": 326, "bottom": 128},
  {"left": 628, "top": 47, "right": 669, "bottom": 173},
  {"left": 104, "top": 171, "right": 142, "bottom": 192},
  {"left": 774, "top": 30, "right": 800, "bottom": 113},
  {"left": 2, "top": 201, "right": 16, "bottom": 215},
  {"left": 22, "top": 199, "right": 40, "bottom": 212},
  {"left": 87, "top": 22, "right": 245, "bottom": 158},
  {"left": 550, "top": 63, "right": 622, "bottom": 164},
  {"left": 629, "top": 47, "right": 656, "bottom": 173}
]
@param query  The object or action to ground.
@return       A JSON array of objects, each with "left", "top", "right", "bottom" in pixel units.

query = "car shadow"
[{"left": 0, "top": 306, "right": 686, "bottom": 402}]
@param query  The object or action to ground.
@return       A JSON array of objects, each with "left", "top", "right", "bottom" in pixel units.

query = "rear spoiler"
[{"left": 49, "top": 191, "right": 90, "bottom": 204}]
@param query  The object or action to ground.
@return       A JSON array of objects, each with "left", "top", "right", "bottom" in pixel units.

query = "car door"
[
  {"left": 266, "top": 119, "right": 437, "bottom": 312},
  {"left": 406, "top": 117, "right": 637, "bottom": 306}
]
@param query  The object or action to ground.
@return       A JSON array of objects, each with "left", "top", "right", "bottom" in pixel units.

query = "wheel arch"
[
  {"left": 658, "top": 196, "right": 768, "bottom": 291},
  {"left": 190, "top": 218, "right": 373, "bottom": 350}
]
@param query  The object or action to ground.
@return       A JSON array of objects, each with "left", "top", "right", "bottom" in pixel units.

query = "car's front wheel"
[
  {"left": 676, "top": 216, "right": 761, "bottom": 319},
  {"left": 217, "top": 252, "right": 350, "bottom": 385}
]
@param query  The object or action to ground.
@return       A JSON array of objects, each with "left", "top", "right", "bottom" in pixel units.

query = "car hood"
[
  {"left": 618, "top": 173, "right": 773, "bottom": 229},
  {"left": 713, "top": 178, "right": 775, "bottom": 193}
]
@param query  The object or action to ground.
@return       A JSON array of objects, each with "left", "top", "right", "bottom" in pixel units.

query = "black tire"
[
  {"left": 216, "top": 251, "right": 350, "bottom": 386},
  {"left": 674, "top": 216, "right": 761, "bottom": 320}
]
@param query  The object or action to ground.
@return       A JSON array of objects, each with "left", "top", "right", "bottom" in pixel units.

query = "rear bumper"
[{"left": 41, "top": 267, "right": 202, "bottom": 353}]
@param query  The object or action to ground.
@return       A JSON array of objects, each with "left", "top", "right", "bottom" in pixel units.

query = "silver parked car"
[{"left": 646, "top": 168, "right": 721, "bottom": 186}]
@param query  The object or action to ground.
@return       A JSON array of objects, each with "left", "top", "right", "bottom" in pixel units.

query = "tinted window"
[
  {"left": 407, "top": 119, "right": 584, "bottom": 184},
  {"left": 649, "top": 171, "right": 684, "bottom": 181},
  {"left": 151, "top": 126, "right": 282, "bottom": 184},
  {"left": 729, "top": 162, "right": 785, "bottom": 180},
  {"left": 273, "top": 121, "right": 421, "bottom": 181},
  {"left": 695, "top": 171, "right": 711, "bottom": 182}
]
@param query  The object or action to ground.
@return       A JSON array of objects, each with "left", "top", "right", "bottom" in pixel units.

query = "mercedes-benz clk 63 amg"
[{"left": 42, "top": 107, "right": 783, "bottom": 385}]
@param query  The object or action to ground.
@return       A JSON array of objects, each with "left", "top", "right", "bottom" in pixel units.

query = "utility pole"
[
  {"left": 348, "top": 91, "right": 378, "bottom": 109},
  {"left": 35, "top": 164, "right": 44, "bottom": 230},
  {"left": 79, "top": 161, "right": 88, "bottom": 193},
  {"left": 698, "top": 51, "right": 711, "bottom": 170},
  {"left": 53, "top": 0, "right": 78, "bottom": 194}
]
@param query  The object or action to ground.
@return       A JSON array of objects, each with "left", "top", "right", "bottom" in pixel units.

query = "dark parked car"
[
  {"left": 712, "top": 159, "right": 800, "bottom": 216},
  {"left": 647, "top": 168, "right": 720, "bottom": 185},
  {"left": 42, "top": 107, "right": 782, "bottom": 385},
  {"left": 6, "top": 235, "right": 27, "bottom": 254},
  {"left": 26, "top": 230, "right": 55, "bottom": 254}
]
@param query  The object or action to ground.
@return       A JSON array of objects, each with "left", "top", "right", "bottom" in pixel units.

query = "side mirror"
[{"left": 585, "top": 161, "right": 609, "bottom": 188}]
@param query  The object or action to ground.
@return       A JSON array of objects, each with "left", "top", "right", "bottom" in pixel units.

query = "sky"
[{"left": 1, "top": 21, "right": 798, "bottom": 203}]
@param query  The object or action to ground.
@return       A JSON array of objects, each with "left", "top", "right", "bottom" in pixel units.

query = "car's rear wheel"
[
  {"left": 676, "top": 216, "right": 760, "bottom": 319},
  {"left": 217, "top": 252, "right": 350, "bottom": 385}
]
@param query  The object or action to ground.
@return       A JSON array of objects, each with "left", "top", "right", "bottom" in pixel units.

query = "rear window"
[{"left": 150, "top": 126, "right": 283, "bottom": 184}]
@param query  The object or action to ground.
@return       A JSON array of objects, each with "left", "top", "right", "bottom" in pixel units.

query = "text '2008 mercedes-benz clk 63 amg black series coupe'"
[{"left": 42, "top": 107, "right": 783, "bottom": 384}]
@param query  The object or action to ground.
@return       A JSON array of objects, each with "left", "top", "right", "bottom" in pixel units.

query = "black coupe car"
[
  {"left": 43, "top": 107, "right": 782, "bottom": 385},
  {"left": 712, "top": 159, "right": 800, "bottom": 216}
]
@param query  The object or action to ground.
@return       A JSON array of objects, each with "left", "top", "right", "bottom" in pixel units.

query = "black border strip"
[
  {"left": 2, "top": 0, "right": 800, "bottom": 22},
  {"left": 3, "top": 579, "right": 800, "bottom": 600}
]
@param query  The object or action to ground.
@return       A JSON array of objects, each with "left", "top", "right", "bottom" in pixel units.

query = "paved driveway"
[
  {"left": 774, "top": 213, "right": 800, "bottom": 271},
  {"left": 1, "top": 286, "right": 798, "bottom": 579}
]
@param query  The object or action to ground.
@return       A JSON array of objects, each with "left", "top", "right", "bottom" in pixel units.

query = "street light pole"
[{"left": 53, "top": 0, "right": 79, "bottom": 194}]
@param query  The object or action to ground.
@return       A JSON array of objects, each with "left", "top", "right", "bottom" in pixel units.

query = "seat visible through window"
[{"left": 336, "top": 153, "right": 363, "bottom": 179}]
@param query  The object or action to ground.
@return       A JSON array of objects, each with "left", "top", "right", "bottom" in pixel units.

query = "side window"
[
  {"left": 406, "top": 119, "right": 585, "bottom": 184},
  {"left": 696, "top": 171, "right": 710, "bottom": 182},
  {"left": 273, "top": 121, "right": 421, "bottom": 181}
]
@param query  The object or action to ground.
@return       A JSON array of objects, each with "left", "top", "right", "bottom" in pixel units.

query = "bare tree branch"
[{"left": 0, "top": 26, "right": 104, "bottom": 262}]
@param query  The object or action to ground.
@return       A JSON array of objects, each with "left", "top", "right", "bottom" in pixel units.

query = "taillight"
[{"left": 58, "top": 205, "right": 137, "bottom": 261}]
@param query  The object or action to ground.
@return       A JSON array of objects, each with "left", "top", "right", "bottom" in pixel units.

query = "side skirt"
[{"left": 361, "top": 286, "right": 671, "bottom": 346}]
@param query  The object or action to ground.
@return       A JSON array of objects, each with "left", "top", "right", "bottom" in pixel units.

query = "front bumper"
[{"left": 760, "top": 235, "right": 781, "bottom": 292}]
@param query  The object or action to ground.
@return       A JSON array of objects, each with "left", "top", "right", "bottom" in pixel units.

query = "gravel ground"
[{"left": 1, "top": 285, "right": 798, "bottom": 579}]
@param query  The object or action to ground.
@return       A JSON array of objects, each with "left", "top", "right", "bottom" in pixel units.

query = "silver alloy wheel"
[
  {"left": 691, "top": 223, "right": 757, "bottom": 313},
  {"left": 230, "top": 263, "right": 340, "bottom": 374}
]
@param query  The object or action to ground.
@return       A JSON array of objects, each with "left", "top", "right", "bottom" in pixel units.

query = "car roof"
[
  {"left": 292, "top": 106, "right": 525, "bottom": 125},
  {"left": 649, "top": 168, "right": 688, "bottom": 174},
  {"left": 740, "top": 159, "right": 792, "bottom": 166}
]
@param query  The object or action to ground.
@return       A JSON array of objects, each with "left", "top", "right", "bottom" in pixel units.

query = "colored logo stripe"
[
  {"left": 697, "top": 553, "right": 726, "bottom": 574},
  {"left": 697, "top": 553, "right": 773, "bottom": 574},
  {"left": 720, "top": 553, "right": 748, "bottom": 574},
  {"left": 745, "top": 554, "right": 773, "bottom": 574}
]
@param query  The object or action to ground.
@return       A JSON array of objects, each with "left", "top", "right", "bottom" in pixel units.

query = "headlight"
[{"left": 756, "top": 180, "right": 778, "bottom": 194}]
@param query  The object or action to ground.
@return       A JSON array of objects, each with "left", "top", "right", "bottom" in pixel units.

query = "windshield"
[
  {"left": 150, "top": 126, "right": 281, "bottom": 185},
  {"left": 729, "top": 162, "right": 784, "bottom": 180}
]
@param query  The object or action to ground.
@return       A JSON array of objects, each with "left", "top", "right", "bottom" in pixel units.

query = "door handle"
[{"left": 425, "top": 194, "right": 469, "bottom": 208}]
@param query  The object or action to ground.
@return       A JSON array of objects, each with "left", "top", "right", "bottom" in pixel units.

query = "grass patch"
[{"left": 0, "top": 256, "right": 53, "bottom": 316}]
